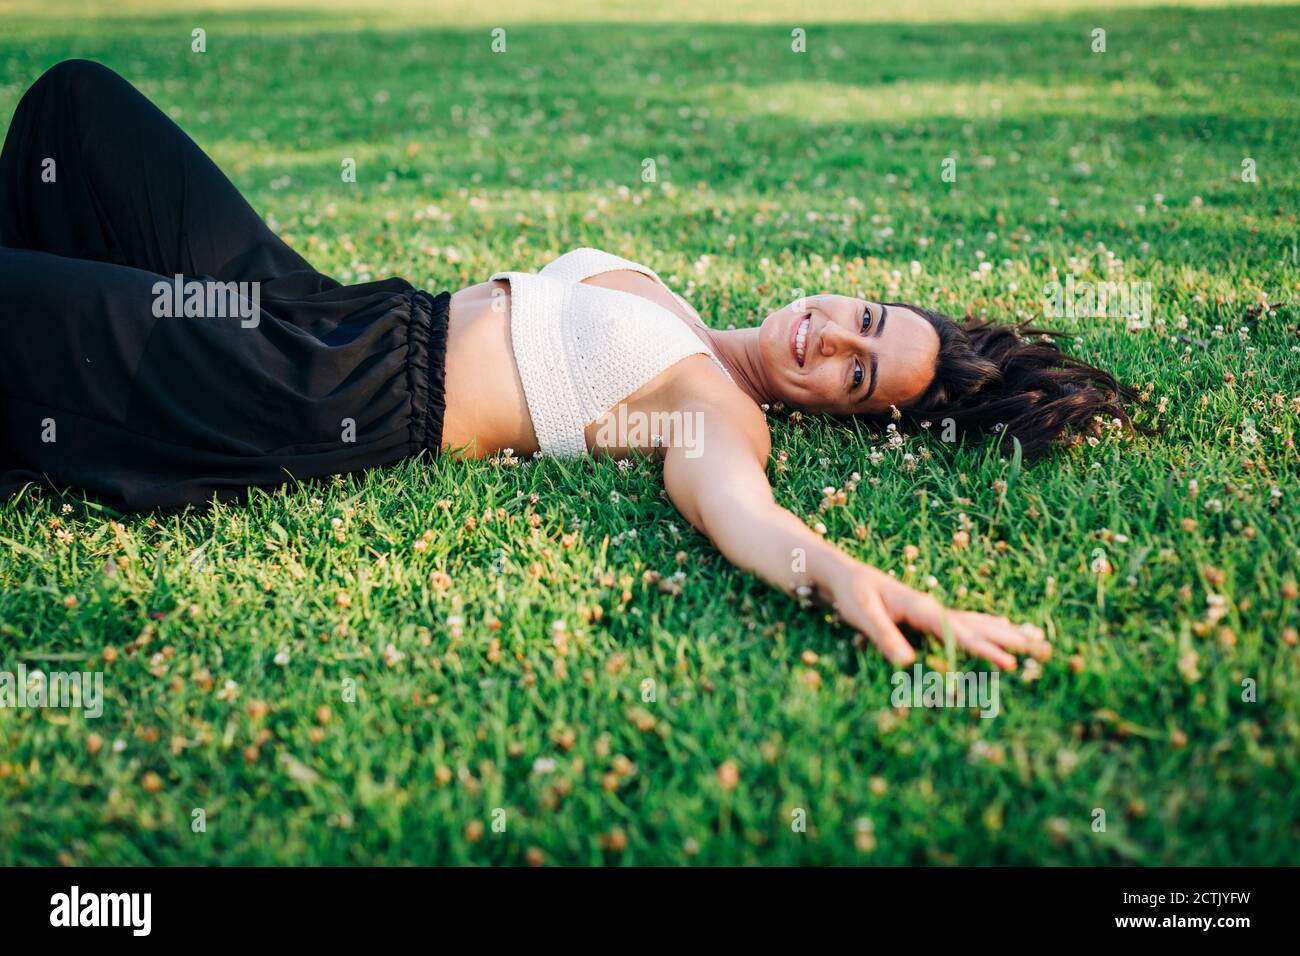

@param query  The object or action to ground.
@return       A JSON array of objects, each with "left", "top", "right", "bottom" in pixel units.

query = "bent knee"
[{"left": 31, "top": 59, "right": 124, "bottom": 101}]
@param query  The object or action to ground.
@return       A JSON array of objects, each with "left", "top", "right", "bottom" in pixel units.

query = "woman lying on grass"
[{"left": 1, "top": 61, "right": 1144, "bottom": 670}]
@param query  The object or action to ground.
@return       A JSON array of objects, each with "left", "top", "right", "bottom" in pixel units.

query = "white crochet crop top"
[{"left": 491, "top": 247, "right": 735, "bottom": 457}]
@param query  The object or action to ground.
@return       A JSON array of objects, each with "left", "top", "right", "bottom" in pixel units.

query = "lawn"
[{"left": 0, "top": 0, "right": 1297, "bottom": 865}]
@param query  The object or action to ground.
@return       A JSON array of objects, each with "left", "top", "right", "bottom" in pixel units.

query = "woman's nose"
[{"left": 819, "top": 319, "right": 854, "bottom": 355}]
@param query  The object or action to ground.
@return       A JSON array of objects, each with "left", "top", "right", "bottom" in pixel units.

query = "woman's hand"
[{"left": 825, "top": 560, "right": 1050, "bottom": 671}]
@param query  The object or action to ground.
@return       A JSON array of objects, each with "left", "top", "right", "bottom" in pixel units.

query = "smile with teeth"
[{"left": 792, "top": 314, "right": 811, "bottom": 367}]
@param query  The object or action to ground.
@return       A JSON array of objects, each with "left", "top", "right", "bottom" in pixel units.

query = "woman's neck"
[{"left": 702, "top": 326, "right": 778, "bottom": 409}]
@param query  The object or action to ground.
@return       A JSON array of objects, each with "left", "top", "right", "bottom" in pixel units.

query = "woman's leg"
[
  {"left": 0, "top": 59, "right": 327, "bottom": 285},
  {"left": 0, "top": 61, "right": 445, "bottom": 511},
  {"left": 0, "top": 248, "right": 173, "bottom": 504}
]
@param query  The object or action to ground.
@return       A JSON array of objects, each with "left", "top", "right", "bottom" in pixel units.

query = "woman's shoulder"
[{"left": 659, "top": 355, "right": 771, "bottom": 459}]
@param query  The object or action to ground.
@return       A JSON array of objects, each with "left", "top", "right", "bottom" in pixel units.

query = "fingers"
[
  {"left": 853, "top": 590, "right": 917, "bottom": 667},
  {"left": 880, "top": 583, "right": 1048, "bottom": 671},
  {"left": 889, "top": 587, "right": 948, "bottom": 637},
  {"left": 964, "top": 613, "right": 1051, "bottom": 661},
  {"left": 836, "top": 570, "right": 1047, "bottom": 672},
  {"left": 953, "top": 628, "right": 1018, "bottom": 671}
]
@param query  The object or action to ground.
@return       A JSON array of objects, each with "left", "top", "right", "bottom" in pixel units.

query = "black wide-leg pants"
[{"left": 0, "top": 59, "right": 449, "bottom": 511}]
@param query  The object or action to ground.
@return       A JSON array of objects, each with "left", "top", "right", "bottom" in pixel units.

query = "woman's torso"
[{"left": 441, "top": 265, "right": 736, "bottom": 460}]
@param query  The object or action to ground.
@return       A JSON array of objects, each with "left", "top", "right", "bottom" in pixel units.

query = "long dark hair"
[{"left": 879, "top": 304, "right": 1149, "bottom": 459}]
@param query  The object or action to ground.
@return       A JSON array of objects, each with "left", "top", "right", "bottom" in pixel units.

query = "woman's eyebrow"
[
  {"left": 864, "top": 353, "right": 878, "bottom": 401},
  {"left": 873, "top": 303, "right": 889, "bottom": 338}
]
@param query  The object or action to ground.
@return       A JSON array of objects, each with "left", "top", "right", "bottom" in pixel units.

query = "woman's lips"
[{"left": 788, "top": 313, "right": 811, "bottom": 367}]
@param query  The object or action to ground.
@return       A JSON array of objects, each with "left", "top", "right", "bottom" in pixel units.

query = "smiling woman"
[
  {"left": 0, "top": 59, "right": 1150, "bottom": 672},
  {"left": 755, "top": 296, "right": 940, "bottom": 414}
]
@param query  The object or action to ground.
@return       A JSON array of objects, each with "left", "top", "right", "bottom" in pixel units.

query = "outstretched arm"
[{"left": 663, "top": 401, "right": 1049, "bottom": 670}]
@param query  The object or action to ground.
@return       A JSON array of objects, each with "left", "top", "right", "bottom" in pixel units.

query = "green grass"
[{"left": 1, "top": 0, "right": 1298, "bottom": 865}]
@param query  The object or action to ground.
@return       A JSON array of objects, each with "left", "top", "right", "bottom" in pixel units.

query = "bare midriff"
[{"left": 441, "top": 271, "right": 730, "bottom": 460}]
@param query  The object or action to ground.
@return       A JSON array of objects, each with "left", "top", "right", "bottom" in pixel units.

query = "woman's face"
[{"left": 757, "top": 295, "right": 940, "bottom": 415}]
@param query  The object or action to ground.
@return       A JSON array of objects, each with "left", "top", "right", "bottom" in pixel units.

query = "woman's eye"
[
  {"left": 861, "top": 306, "right": 873, "bottom": 334},
  {"left": 851, "top": 361, "right": 864, "bottom": 390}
]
